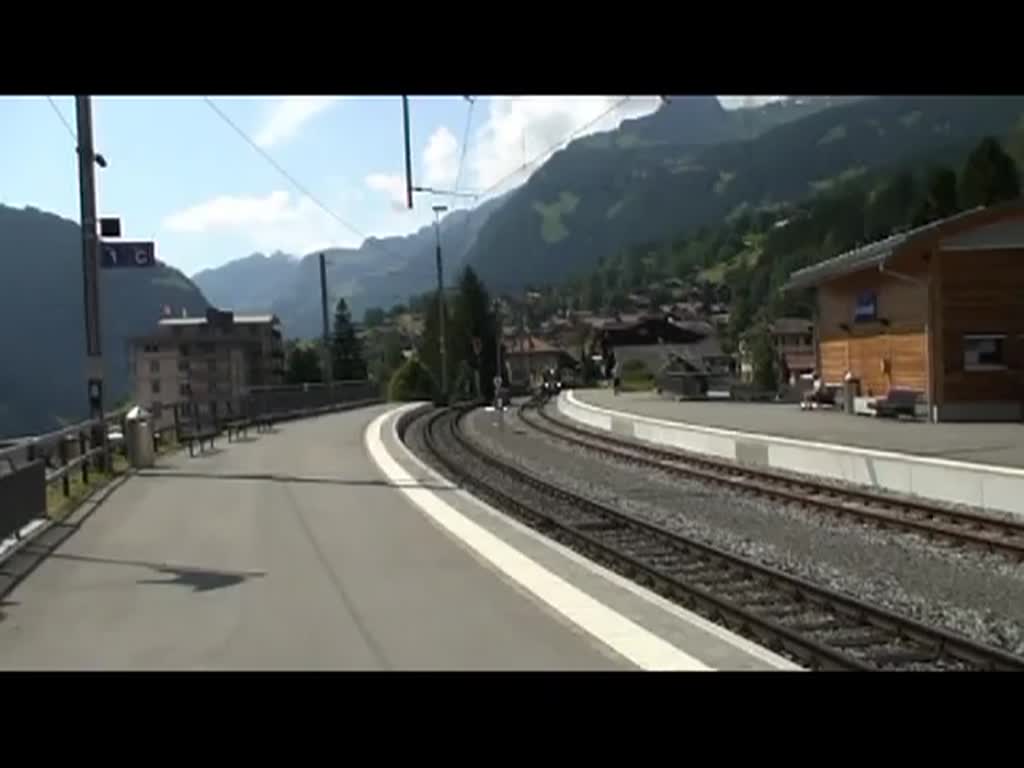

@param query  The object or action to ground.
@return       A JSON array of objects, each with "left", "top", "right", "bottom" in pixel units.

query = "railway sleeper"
[
  {"left": 573, "top": 520, "right": 625, "bottom": 533},
  {"left": 782, "top": 617, "right": 849, "bottom": 634},
  {"left": 813, "top": 629, "right": 896, "bottom": 649}
]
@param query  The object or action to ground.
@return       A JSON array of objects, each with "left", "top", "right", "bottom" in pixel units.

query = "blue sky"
[{"left": 0, "top": 95, "right": 781, "bottom": 276}]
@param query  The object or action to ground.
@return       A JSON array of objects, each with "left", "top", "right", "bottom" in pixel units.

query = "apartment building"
[{"left": 130, "top": 309, "right": 285, "bottom": 429}]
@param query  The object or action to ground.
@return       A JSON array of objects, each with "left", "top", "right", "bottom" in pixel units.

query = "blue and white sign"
[
  {"left": 101, "top": 241, "right": 155, "bottom": 269},
  {"left": 854, "top": 290, "right": 877, "bottom": 322}
]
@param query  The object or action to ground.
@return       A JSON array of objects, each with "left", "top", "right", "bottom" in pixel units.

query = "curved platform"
[
  {"left": 560, "top": 389, "right": 1024, "bottom": 517},
  {"left": 0, "top": 403, "right": 794, "bottom": 671}
]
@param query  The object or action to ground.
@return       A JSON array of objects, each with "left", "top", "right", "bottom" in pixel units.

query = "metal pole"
[
  {"left": 319, "top": 252, "right": 333, "bottom": 387},
  {"left": 434, "top": 220, "right": 448, "bottom": 402},
  {"left": 402, "top": 96, "right": 414, "bottom": 210},
  {"left": 75, "top": 96, "right": 108, "bottom": 472}
]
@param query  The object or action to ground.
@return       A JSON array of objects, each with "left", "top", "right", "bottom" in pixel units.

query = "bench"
[
  {"left": 800, "top": 386, "right": 838, "bottom": 410},
  {"left": 173, "top": 402, "right": 221, "bottom": 457},
  {"left": 869, "top": 389, "right": 920, "bottom": 419},
  {"left": 220, "top": 401, "right": 254, "bottom": 442},
  {"left": 179, "top": 427, "right": 219, "bottom": 457}
]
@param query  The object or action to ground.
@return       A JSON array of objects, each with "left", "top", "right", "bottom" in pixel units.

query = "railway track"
[
  {"left": 518, "top": 398, "right": 1024, "bottom": 561},
  {"left": 411, "top": 404, "right": 1024, "bottom": 671}
]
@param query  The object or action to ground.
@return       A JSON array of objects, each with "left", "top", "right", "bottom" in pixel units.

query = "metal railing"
[
  {"left": 0, "top": 407, "right": 129, "bottom": 542},
  {"left": 1, "top": 381, "right": 383, "bottom": 545},
  {"left": 245, "top": 380, "right": 379, "bottom": 420}
]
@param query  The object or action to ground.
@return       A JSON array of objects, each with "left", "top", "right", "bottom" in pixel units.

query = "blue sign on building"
[{"left": 854, "top": 290, "right": 877, "bottom": 322}]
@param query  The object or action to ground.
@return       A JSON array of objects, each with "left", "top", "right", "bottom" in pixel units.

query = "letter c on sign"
[{"left": 135, "top": 249, "right": 148, "bottom": 266}]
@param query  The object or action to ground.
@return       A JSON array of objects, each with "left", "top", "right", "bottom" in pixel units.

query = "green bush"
[
  {"left": 620, "top": 358, "right": 655, "bottom": 392},
  {"left": 621, "top": 359, "right": 649, "bottom": 377},
  {"left": 388, "top": 358, "right": 437, "bottom": 402}
]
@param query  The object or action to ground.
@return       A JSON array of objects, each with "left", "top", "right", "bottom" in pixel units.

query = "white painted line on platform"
[
  {"left": 383, "top": 407, "right": 799, "bottom": 671},
  {"left": 566, "top": 390, "right": 1024, "bottom": 478},
  {"left": 364, "top": 405, "right": 712, "bottom": 672}
]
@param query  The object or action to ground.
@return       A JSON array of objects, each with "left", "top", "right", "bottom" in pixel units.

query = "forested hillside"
[
  {"left": 0, "top": 205, "right": 209, "bottom": 437},
  {"left": 552, "top": 128, "right": 1024, "bottom": 357},
  {"left": 465, "top": 96, "right": 1024, "bottom": 294}
]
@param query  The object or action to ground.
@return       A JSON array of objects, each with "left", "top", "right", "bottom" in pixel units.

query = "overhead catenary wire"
[
  {"left": 472, "top": 96, "right": 633, "bottom": 201},
  {"left": 201, "top": 96, "right": 418, "bottom": 273},
  {"left": 451, "top": 95, "right": 476, "bottom": 206},
  {"left": 45, "top": 96, "right": 77, "bottom": 144}
]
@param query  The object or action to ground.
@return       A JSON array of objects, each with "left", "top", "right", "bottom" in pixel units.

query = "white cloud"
[
  {"left": 466, "top": 96, "right": 662, "bottom": 197},
  {"left": 719, "top": 95, "right": 787, "bottom": 110},
  {"left": 162, "top": 190, "right": 361, "bottom": 256},
  {"left": 364, "top": 173, "right": 408, "bottom": 211},
  {"left": 422, "top": 125, "right": 460, "bottom": 189},
  {"left": 254, "top": 96, "right": 339, "bottom": 148}
]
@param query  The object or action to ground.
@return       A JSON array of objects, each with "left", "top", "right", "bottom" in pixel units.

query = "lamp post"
[
  {"left": 75, "top": 96, "right": 110, "bottom": 471},
  {"left": 319, "top": 252, "right": 333, "bottom": 387},
  {"left": 432, "top": 204, "right": 449, "bottom": 403}
]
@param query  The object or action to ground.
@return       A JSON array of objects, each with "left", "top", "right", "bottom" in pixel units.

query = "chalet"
[
  {"left": 504, "top": 335, "right": 578, "bottom": 390},
  {"left": 590, "top": 313, "right": 729, "bottom": 377},
  {"left": 785, "top": 200, "right": 1024, "bottom": 422},
  {"left": 771, "top": 317, "right": 816, "bottom": 376}
]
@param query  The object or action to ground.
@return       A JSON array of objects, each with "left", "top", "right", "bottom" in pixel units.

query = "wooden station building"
[{"left": 785, "top": 200, "right": 1024, "bottom": 422}]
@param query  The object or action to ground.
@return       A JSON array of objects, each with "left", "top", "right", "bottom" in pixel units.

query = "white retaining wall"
[{"left": 557, "top": 390, "right": 1024, "bottom": 518}]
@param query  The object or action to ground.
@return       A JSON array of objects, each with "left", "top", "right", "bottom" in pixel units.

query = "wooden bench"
[{"left": 869, "top": 389, "right": 920, "bottom": 419}]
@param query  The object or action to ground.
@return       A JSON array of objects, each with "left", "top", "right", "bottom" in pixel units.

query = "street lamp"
[{"left": 432, "top": 204, "right": 449, "bottom": 403}]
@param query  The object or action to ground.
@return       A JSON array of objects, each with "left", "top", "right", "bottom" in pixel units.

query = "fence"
[
  {"left": 0, "top": 408, "right": 128, "bottom": 542},
  {"left": 246, "top": 380, "right": 379, "bottom": 420}
]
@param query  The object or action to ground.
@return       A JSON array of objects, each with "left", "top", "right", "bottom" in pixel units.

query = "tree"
[
  {"left": 365, "top": 329, "right": 405, "bottom": 391},
  {"left": 450, "top": 266, "right": 499, "bottom": 400},
  {"left": 865, "top": 171, "right": 917, "bottom": 238},
  {"left": 363, "top": 307, "right": 387, "bottom": 328},
  {"left": 388, "top": 358, "right": 436, "bottom": 402},
  {"left": 285, "top": 342, "right": 323, "bottom": 384},
  {"left": 330, "top": 297, "right": 367, "bottom": 380},
  {"left": 959, "top": 137, "right": 1021, "bottom": 209},
  {"left": 749, "top": 325, "right": 778, "bottom": 392},
  {"left": 911, "top": 166, "right": 958, "bottom": 226}
]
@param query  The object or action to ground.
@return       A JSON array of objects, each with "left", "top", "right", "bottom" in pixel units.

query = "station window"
[
  {"left": 178, "top": 359, "right": 190, "bottom": 373},
  {"left": 151, "top": 401, "right": 163, "bottom": 419},
  {"left": 149, "top": 360, "right": 160, "bottom": 374},
  {"left": 151, "top": 379, "right": 161, "bottom": 395},
  {"left": 179, "top": 383, "right": 190, "bottom": 398},
  {"left": 963, "top": 334, "right": 1007, "bottom": 371}
]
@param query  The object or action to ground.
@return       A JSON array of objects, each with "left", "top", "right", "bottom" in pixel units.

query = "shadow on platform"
[
  {"left": 45, "top": 552, "right": 264, "bottom": 593},
  {"left": 135, "top": 469, "right": 456, "bottom": 491}
]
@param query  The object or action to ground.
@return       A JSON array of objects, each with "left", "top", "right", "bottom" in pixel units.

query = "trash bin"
[
  {"left": 842, "top": 378, "right": 861, "bottom": 414},
  {"left": 125, "top": 406, "right": 155, "bottom": 468}
]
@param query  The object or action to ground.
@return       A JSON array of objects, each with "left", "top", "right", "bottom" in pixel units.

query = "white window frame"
[{"left": 963, "top": 334, "right": 1008, "bottom": 372}]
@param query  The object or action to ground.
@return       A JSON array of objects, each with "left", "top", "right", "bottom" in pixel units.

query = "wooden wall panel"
[
  {"left": 819, "top": 340, "right": 848, "bottom": 385},
  {"left": 939, "top": 248, "right": 1024, "bottom": 405}
]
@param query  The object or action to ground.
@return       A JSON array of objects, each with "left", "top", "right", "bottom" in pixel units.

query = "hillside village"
[{"left": 355, "top": 271, "right": 813, "bottom": 397}]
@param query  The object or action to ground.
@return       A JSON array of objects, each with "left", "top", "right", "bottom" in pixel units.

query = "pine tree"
[
  {"left": 285, "top": 342, "right": 323, "bottom": 384},
  {"left": 330, "top": 297, "right": 367, "bottom": 381},
  {"left": 959, "top": 137, "right": 1021, "bottom": 209},
  {"left": 450, "top": 266, "right": 499, "bottom": 399}
]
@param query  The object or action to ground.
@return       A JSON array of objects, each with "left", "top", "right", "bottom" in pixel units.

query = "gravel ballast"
[{"left": 455, "top": 405, "right": 1024, "bottom": 657}]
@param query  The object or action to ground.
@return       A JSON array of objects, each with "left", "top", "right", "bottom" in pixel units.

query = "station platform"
[
  {"left": 561, "top": 390, "right": 1024, "bottom": 518},
  {"left": 0, "top": 402, "right": 793, "bottom": 671}
]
